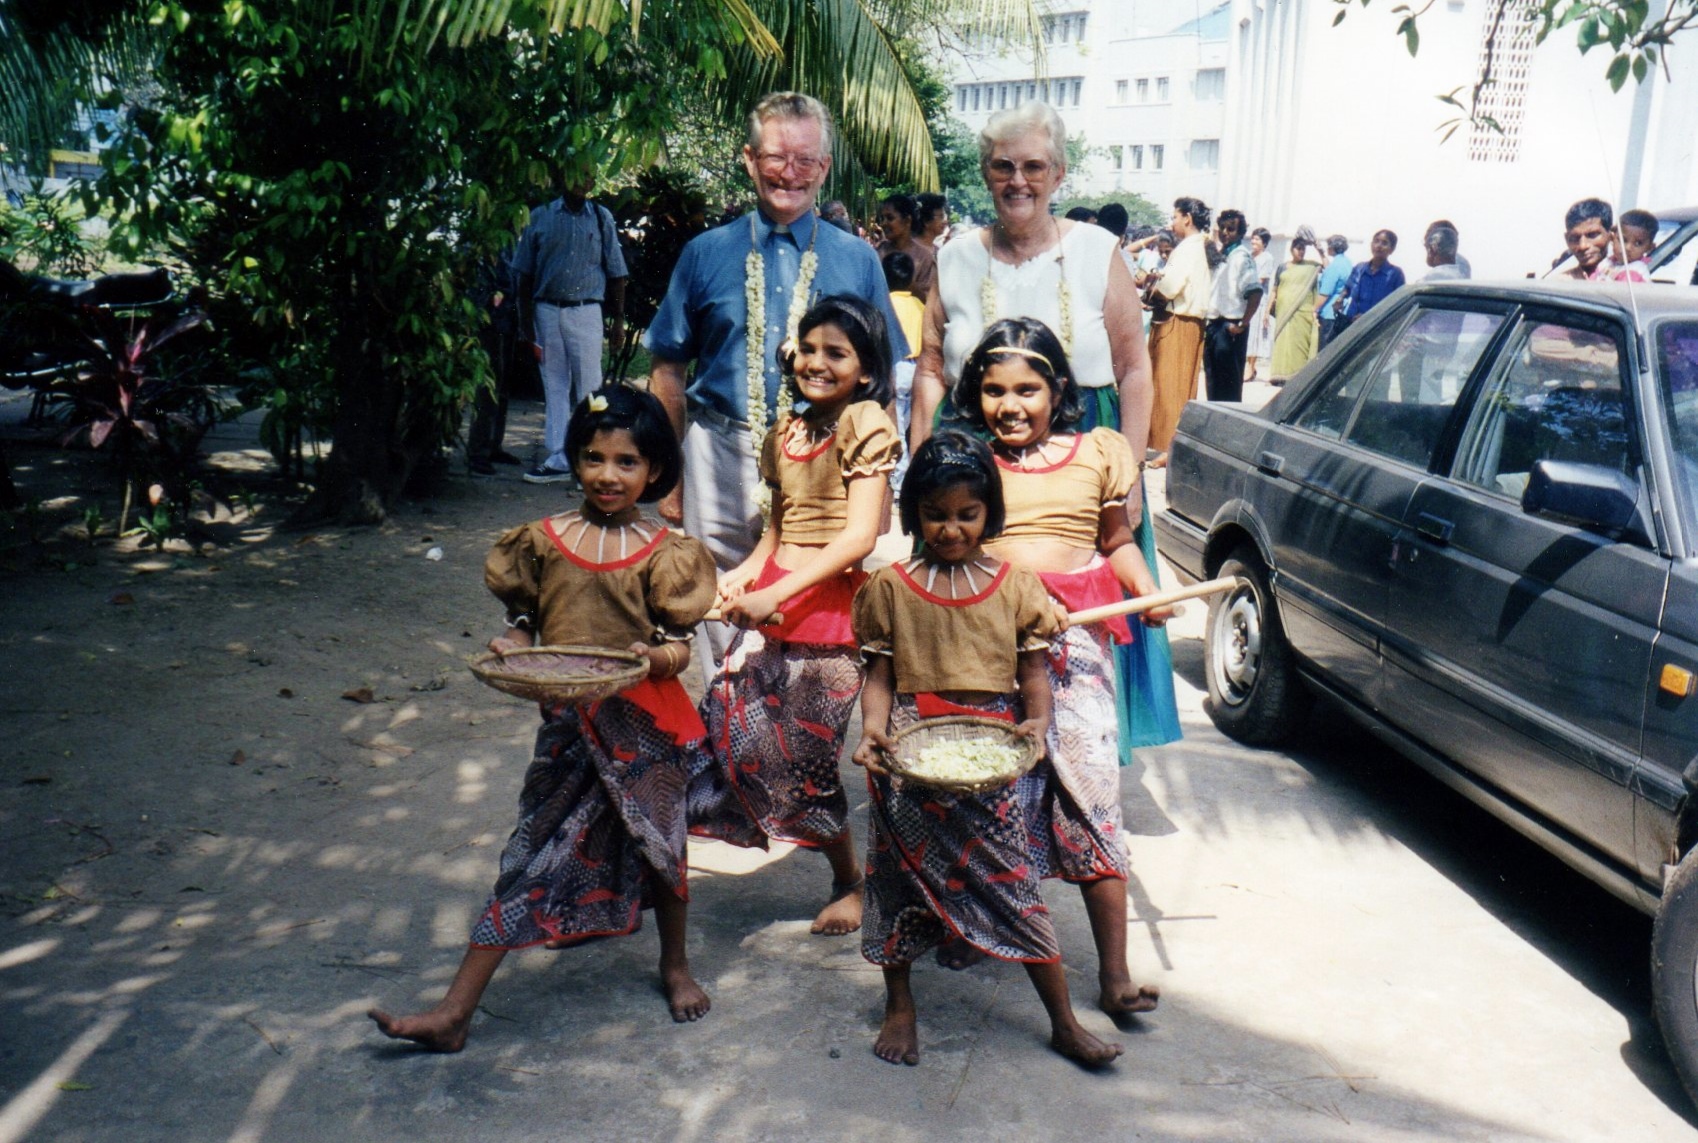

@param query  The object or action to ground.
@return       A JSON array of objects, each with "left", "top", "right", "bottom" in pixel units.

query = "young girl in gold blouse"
[
  {"left": 852, "top": 431, "right": 1123, "bottom": 1068},
  {"left": 953, "top": 318, "right": 1167, "bottom": 1018},
  {"left": 370, "top": 386, "right": 717, "bottom": 1051},
  {"left": 688, "top": 296, "right": 900, "bottom": 936}
]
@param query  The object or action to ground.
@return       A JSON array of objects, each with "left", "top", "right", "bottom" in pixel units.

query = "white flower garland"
[
  {"left": 745, "top": 212, "right": 819, "bottom": 517},
  {"left": 981, "top": 220, "right": 1073, "bottom": 354}
]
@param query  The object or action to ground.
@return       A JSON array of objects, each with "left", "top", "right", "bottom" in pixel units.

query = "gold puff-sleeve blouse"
[
  {"left": 852, "top": 561, "right": 1059, "bottom": 695},
  {"left": 484, "top": 517, "right": 717, "bottom": 649},
  {"left": 759, "top": 401, "right": 900, "bottom": 545},
  {"left": 995, "top": 427, "right": 1138, "bottom": 550}
]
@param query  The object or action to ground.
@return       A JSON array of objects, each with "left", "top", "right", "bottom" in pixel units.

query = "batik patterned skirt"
[
  {"left": 862, "top": 693, "right": 1060, "bottom": 966},
  {"left": 1017, "top": 608, "right": 1132, "bottom": 883},
  {"left": 469, "top": 696, "right": 693, "bottom": 951},
  {"left": 689, "top": 631, "right": 864, "bottom": 849}
]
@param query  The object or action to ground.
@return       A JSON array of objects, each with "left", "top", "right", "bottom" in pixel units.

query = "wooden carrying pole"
[{"left": 1066, "top": 576, "right": 1244, "bottom": 626}]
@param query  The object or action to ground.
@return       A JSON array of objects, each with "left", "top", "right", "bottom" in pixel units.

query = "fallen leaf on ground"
[
  {"left": 278, "top": 687, "right": 294, "bottom": 698},
  {"left": 341, "top": 686, "right": 375, "bottom": 703},
  {"left": 229, "top": 750, "right": 245, "bottom": 766},
  {"left": 23, "top": 775, "right": 52, "bottom": 785},
  {"left": 108, "top": 591, "right": 134, "bottom": 605},
  {"left": 57, "top": 1082, "right": 93, "bottom": 1092}
]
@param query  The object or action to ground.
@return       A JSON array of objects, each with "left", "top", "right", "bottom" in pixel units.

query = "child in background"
[
  {"left": 689, "top": 295, "right": 900, "bottom": 936},
  {"left": 369, "top": 386, "right": 717, "bottom": 1051},
  {"left": 950, "top": 318, "right": 1167, "bottom": 1019},
  {"left": 1609, "top": 209, "right": 1657, "bottom": 283},
  {"left": 882, "top": 250, "right": 925, "bottom": 497},
  {"left": 851, "top": 431, "right": 1123, "bottom": 1069}
]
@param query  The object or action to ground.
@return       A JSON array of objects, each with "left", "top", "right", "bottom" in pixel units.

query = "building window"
[
  {"left": 957, "top": 87, "right": 968, "bottom": 112},
  {"left": 1076, "top": 14, "right": 1088, "bottom": 39},
  {"left": 971, "top": 86, "right": 981, "bottom": 111},
  {"left": 1131, "top": 145, "right": 1144, "bottom": 170},
  {"left": 1028, "top": 82, "right": 1038, "bottom": 101},
  {"left": 1156, "top": 76, "right": 1170, "bottom": 101},
  {"left": 1116, "top": 79, "right": 1129, "bottom": 103},
  {"left": 1136, "top": 78, "right": 1149, "bottom": 102},
  {"left": 1469, "top": 0, "right": 1535, "bottom": 163},
  {"left": 1152, "top": 144, "right": 1165, "bottom": 170},
  {"left": 1071, "top": 78, "right": 1083, "bottom": 106},
  {"left": 1194, "top": 68, "right": 1226, "bottom": 101},
  {"left": 1111, "top": 145, "right": 1125, "bottom": 171},
  {"left": 1189, "top": 139, "right": 1220, "bottom": 171}
]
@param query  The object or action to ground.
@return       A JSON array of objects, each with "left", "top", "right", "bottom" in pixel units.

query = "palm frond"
[{"left": 0, "top": 4, "right": 161, "bottom": 166}]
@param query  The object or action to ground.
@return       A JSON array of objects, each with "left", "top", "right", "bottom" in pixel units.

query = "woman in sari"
[{"left": 1269, "top": 227, "right": 1321, "bottom": 385}]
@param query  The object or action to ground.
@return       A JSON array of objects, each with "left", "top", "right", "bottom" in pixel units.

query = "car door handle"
[
  {"left": 1256, "top": 451, "right": 1284, "bottom": 476},
  {"left": 1414, "top": 512, "right": 1454, "bottom": 544}
]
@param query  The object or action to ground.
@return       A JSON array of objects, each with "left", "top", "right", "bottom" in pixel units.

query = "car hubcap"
[{"left": 1212, "top": 586, "right": 1262, "bottom": 705}]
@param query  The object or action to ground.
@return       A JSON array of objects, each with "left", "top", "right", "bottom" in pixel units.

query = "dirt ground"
[{"left": 5, "top": 388, "right": 1698, "bottom": 1142}]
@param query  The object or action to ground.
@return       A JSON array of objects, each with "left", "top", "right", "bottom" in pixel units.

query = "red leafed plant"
[{"left": 53, "top": 305, "right": 220, "bottom": 535}]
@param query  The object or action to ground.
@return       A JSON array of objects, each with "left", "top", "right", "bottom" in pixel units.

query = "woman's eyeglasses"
[{"left": 986, "top": 158, "right": 1053, "bottom": 182}]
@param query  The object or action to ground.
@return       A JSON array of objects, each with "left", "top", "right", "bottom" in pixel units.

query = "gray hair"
[
  {"left": 1426, "top": 224, "right": 1459, "bottom": 259},
  {"left": 978, "top": 101, "right": 1067, "bottom": 170},
  {"left": 746, "top": 92, "right": 835, "bottom": 157}
]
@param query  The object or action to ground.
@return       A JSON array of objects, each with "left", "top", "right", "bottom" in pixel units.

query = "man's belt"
[{"left": 536, "top": 297, "right": 601, "bottom": 307}]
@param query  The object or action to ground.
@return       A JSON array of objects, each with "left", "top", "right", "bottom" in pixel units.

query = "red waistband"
[
  {"left": 752, "top": 555, "right": 864, "bottom": 646},
  {"left": 600, "top": 674, "right": 705, "bottom": 745},
  {"left": 1036, "top": 559, "right": 1133, "bottom": 645},
  {"left": 914, "top": 692, "right": 1016, "bottom": 722}
]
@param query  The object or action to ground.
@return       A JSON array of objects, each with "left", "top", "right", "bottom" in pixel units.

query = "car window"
[
  {"left": 1452, "top": 319, "right": 1631, "bottom": 501},
  {"left": 1650, "top": 221, "right": 1698, "bottom": 287},
  {"left": 1289, "top": 309, "right": 1409, "bottom": 440},
  {"left": 1294, "top": 306, "right": 1503, "bottom": 468},
  {"left": 1655, "top": 319, "right": 1698, "bottom": 539}
]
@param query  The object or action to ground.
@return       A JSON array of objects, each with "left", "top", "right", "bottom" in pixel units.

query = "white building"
[
  {"left": 945, "top": 2, "right": 1233, "bottom": 210},
  {"left": 1221, "top": 0, "right": 1698, "bottom": 276}
]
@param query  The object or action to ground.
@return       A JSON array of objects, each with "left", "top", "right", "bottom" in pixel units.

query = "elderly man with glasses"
[{"left": 645, "top": 91, "right": 906, "bottom": 669}]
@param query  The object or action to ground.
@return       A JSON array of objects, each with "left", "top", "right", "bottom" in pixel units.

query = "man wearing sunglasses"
[{"left": 645, "top": 91, "right": 907, "bottom": 667}]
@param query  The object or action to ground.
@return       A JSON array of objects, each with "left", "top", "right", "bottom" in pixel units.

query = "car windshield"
[{"left": 1656, "top": 320, "right": 1698, "bottom": 539}]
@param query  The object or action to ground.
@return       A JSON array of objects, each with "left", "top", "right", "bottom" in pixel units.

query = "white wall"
[{"left": 1222, "top": 0, "right": 1696, "bottom": 278}]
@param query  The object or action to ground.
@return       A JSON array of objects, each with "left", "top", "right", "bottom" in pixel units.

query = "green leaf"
[
  {"left": 1606, "top": 51, "right": 1630, "bottom": 89},
  {"left": 1632, "top": 53, "right": 1648, "bottom": 82}
]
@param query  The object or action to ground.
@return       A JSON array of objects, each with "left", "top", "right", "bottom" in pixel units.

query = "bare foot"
[
  {"left": 367, "top": 1005, "right": 472, "bottom": 1053},
  {"left": 662, "top": 962, "right": 711, "bottom": 1023},
  {"left": 810, "top": 879, "right": 864, "bottom": 936},
  {"left": 1050, "top": 1022, "right": 1123, "bottom": 1069},
  {"left": 874, "top": 999, "right": 920, "bottom": 1066},
  {"left": 935, "top": 938, "right": 987, "bottom": 971},
  {"left": 1098, "top": 977, "right": 1161, "bottom": 1017}
]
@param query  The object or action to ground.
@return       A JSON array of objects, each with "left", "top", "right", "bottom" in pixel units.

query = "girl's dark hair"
[
  {"left": 1252, "top": 227, "right": 1273, "bottom": 245},
  {"left": 563, "top": 384, "right": 683, "bottom": 501},
  {"left": 950, "top": 318, "right": 1084, "bottom": 434},
  {"left": 900, "top": 430, "right": 1005, "bottom": 540},
  {"left": 782, "top": 294, "right": 896, "bottom": 407}
]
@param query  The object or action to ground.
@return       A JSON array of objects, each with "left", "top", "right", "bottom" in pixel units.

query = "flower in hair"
[{"left": 588, "top": 394, "right": 608, "bottom": 412}]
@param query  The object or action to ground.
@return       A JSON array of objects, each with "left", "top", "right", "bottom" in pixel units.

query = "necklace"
[
  {"left": 981, "top": 218, "right": 1073, "bottom": 353},
  {"left": 994, "top": 433, "right": 1071, "bottom": 470},
  {"left": 906, "top": 555, "right": 1000, "bottom": 600},
  {"left": 556, "top": 510, "right": 656, "bottom": 565},
  {"left": 746, "top": 212, "right": 820, "bottom": 517},
  {"left": 784, "top": 414, "right": 837, "bottom": 452}
]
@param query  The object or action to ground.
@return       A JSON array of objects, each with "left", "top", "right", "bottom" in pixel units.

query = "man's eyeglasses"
[
  {"left": 986, "top": 158, "right": 1053, "bottom": 182},
  {"left": 755, "top": 152, "right": 825, "bottom": 177}
]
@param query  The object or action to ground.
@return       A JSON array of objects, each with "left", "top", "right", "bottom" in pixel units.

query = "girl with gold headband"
[{"left": 946, "top": 318, "right": 1166, "bottom": 1019}]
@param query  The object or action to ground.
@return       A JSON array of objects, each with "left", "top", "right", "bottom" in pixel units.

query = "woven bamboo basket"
[
  {"left": 468, "top": 645, "right": 648, "bottom": 704},
  {"left": 882, "top": 715, "right": 1042, "bottom": 794}
]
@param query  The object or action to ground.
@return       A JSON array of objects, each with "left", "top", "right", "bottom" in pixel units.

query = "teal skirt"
[{"left": 932, "top": 387, "right": 1183, "bottom": 758}]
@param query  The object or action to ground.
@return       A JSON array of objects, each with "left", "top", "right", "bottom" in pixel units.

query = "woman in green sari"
[{"left": 1269, "top": 228, "right": 1321, "bottom": 384}]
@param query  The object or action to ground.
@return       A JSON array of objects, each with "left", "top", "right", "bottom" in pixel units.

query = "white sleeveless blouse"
[{"left": 938, "top": 222, "right": 1117, "bottom": 388}]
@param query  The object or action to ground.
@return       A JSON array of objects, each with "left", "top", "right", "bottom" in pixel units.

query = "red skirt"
[
  {"left": 751, "top": 555, "right": 864, "bottom": 647},
  {"left": 1036, "top": 557, "right": 1134, "bottom": 645}
]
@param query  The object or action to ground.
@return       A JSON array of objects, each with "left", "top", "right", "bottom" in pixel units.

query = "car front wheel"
[
  {"left": 1653, "top": 846, "right": 1698, "bottom": 1106},
  {"left": 1204, "top": 549, "right": 1310, "bottom": 745}
]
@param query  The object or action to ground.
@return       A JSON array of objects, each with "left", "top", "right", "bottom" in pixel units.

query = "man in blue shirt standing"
[
  {"left": 1315, "top": 234, "right": 1352, "bottom": 350},
  {"left": 514, "top": 178, "right": 628, "bottom": 483},
  {"left": 645, "top": 91, "right": 906, "bottom": 663}
]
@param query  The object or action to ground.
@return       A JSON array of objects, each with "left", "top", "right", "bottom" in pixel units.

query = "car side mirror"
[{"left": 1522, "top": 459, "right": 1651, "bottom": 545}]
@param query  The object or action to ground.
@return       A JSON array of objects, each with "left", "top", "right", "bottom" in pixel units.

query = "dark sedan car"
[{"left": 1155, "top": 280, "right": 1698, "bottom": 1100}]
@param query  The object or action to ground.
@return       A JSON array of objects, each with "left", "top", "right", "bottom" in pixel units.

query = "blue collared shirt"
[
  {"left": 644, "top": 210, "right": 908, "bottom": 424},
  {"left": 1341, "top": 260, "right": 1406, "bottom": 317},
  {"left": 1318, "top": 253, "right": 1353, "bottom": 319},
  {"left": 512, "top": 198, "right": 627, "bottom": 304}
]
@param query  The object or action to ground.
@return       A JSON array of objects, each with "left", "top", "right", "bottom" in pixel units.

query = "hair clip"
[
  {"left": 985, "top": 346, "right": 1053, "bottom": 370},
  {"left": 588, "top": 393, "right": 608, "bottom": 412}
]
